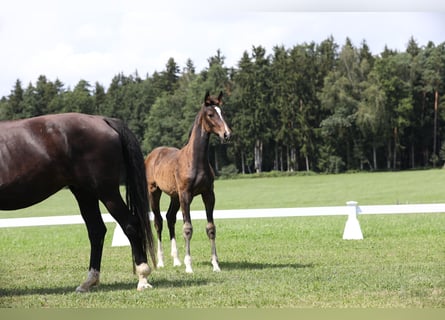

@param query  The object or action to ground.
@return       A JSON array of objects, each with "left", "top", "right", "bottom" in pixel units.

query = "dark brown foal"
[{"left": 145, "top": 92, "right": 231, "bottom": 273}]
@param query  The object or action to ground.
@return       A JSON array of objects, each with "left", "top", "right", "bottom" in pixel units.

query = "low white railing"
[{"left": 1, "top": 202, "right": 444, "bottom": 245}]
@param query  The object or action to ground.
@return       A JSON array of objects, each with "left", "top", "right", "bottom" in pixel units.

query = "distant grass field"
[
  {"left": 0, "top": 170, "right": 444, "bottom": 308},
  {"left": 1, "top": 169, "right": 445, "bottom": 218}
]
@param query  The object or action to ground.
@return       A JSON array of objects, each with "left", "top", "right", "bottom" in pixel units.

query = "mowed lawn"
[
  {"left": 2, "top": 169, "right": 445, "bottom": 218},
  {"left": 0, "top": 170, "right": 444, "bottom": 307}
]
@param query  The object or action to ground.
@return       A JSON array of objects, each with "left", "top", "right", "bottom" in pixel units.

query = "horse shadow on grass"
[
  {"left": 200, "top": 260, "right": 314, "bottom": 270},
  {"left": 0, "top": 278, "right": 210, "bottom": 297},
  {"left": 0, "top": 262, "right": 313, "bottom": 298}
]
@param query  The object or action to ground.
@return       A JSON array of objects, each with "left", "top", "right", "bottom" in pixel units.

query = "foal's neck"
[{"left": 185, "top": 116, "right": 210, "bottom": 166}]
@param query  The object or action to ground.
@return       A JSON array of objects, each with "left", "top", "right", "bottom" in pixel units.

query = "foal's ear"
[
  {"left": 217, "top": 91, "right": 223, "bottom": 105},
  {"left": 204, "top": 91, "right": 211, "bottom": 106}
]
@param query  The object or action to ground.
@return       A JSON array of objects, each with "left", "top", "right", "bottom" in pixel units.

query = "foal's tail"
[{"left": 103, "top": 117, "right": 156, "bottom": 269}]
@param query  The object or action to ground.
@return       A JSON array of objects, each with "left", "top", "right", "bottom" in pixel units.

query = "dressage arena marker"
[{"left": 1, "top": 202, "right": 445, "bottom": 245}]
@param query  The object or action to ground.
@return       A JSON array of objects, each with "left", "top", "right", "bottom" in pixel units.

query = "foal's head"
[{"left": 200, "top": 91, "right": 231, "bottom": 142}]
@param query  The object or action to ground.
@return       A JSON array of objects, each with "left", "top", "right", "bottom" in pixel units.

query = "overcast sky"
[{"left": 1, "top": 0, "right": 444, "bottom": 97}]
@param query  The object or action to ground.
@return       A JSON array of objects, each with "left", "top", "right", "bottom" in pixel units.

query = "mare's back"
[
  {"left": 1, "top": 113, "right": 116, "bottom": 168},
  {"left": 0, "top": 113, "right": 119, "bottom": 209}
]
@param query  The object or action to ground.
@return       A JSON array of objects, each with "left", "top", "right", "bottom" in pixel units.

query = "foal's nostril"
[{"left": 224, "top": 132, "right": 231, "bottom": 140}]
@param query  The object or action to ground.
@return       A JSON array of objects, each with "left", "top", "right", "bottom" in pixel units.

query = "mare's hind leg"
[
  {"left": 102, "top": 189, "right": 152, "bottom": 291},
  {"left": 70, "top": 187, "right": 106, "bottom": 292},
  {"left": 166, "top": 197, "right": 181, "bottom": 267},
  {"left": 202, "top": 190, "right": 220, "bottom": 272},
  {"left": 149, "top": 188, "right": 165, "bottom": 268}
]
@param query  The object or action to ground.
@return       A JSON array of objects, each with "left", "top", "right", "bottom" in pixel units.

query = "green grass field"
[
  {"left": 2, "top": 169, "right": 445, "bottom": 218},
  {"left": 0, "top": 170, "right": 444, "bottom": 307}
]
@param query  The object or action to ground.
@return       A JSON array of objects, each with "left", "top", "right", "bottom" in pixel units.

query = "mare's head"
[{"left": 201, "top": 91, "right": 232, "bottom": 142}]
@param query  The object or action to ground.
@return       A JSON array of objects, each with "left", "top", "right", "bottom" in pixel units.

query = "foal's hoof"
[
  {"left": 173, "top": 258, "right": 182, "bottom": 267},
  {"left": 184, "top": 256, "right": 193, "bottom": 273},
  {"left": 211, "top": 258, "right": 221, "bottom": 272}
]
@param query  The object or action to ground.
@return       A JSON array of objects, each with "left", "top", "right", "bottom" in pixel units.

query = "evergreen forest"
[{"left": 1, "top": 36, "right": 444, "bottom": 174}]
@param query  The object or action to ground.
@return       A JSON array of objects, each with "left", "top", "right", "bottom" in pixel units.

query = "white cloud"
[
  {"left": 0, "top": 2, "right": 444, "bottom": 97},
  {"left": 24, "top": 44, "right": 114, "bottom": 87}
]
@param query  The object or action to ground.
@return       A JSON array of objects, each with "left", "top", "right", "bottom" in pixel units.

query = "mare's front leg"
[
  {"left": 166, "top": 197, "right": 181, "bottom": 267},
  {"left": 202, "top": 190, "right": 221, "bottom": 272},
  {"left": 103, "top": 190, "right": 153, "bottom": 291},
  {"left": 180, "top": 191, "right": 194, "bottom": 273},
  {"left": 70, "top": 187, "right": 105, "bottom": 292}
]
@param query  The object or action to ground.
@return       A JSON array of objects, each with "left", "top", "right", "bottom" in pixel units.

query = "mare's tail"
[{"left": 103, "top": 117, "right": 156, "bottom": 268}]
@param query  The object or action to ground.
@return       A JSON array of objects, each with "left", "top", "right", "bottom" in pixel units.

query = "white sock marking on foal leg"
[
  {"left": 184, "top": 255, "right": 193, "bottom": 273},
  {"left": 171, "top": 238, "right": 182, "bottom": 266},
  {"left": 212, "top": 256, "right": 221, "bottom": 272},
  {"left": 183, "top": 222, "right": 193, "bottom": 273},
  {"left": 157, "top": 239, "right": 165, "bottom": 268},
  {"left": 211, "top": 240, "right": 221, "bottom": 272}
]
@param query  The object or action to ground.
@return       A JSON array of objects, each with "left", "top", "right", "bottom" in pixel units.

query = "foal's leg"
[
  {"left": 149, "top": 188, "right": 165, "bottom": 268},
  {"left": 202, "top": 190, "right": 221, "bottom": 272},
  {"left": 102, "top": 189, "right": 152, "bottom": 291},
  {"left": 166, "top": 197, "right": 181, "bottom": 266},
  {"left": 70, "top": 187, "right": 106, "bottom": 292},
  {"left": 180, "top": 191, "right": 194, "bottom": 273}
]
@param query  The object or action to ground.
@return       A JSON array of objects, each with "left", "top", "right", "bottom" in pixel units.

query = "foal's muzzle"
[{"left": 222, "top": 130, "right": 232, "bottom": 143}]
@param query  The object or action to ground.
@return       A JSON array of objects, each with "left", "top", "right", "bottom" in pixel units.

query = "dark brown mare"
[
  {"left": 145, "top": 92, "right": 231, "bottom": 273},
  {"left": 0, "top": 113, "right": 156, "bottom": 292}
]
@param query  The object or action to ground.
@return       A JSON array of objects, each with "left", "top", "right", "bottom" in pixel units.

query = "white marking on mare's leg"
[
  {"left": 136, "top": 263, "right": 153, "bottom": 291},
  {"left": 157, "top": 239, "right": 165, "bottom": 268},
  {"left": 76, "top": 268, "right": 100, "bottom": 293},
  {"left": 171, "top": 238, "right": 182, "bottom": 267}
]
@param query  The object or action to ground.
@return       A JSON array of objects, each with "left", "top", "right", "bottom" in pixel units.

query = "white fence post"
[
  {"left": 342, "top": 201, "right": 363, "bottom": 240},
  {"left": 111, "top": 223, "right": 130, "bottom": 247}
]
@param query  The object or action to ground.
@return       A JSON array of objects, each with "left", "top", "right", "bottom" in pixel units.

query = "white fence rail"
[{"left": 1, "top": 202, "right": 444, "bottom": 245}]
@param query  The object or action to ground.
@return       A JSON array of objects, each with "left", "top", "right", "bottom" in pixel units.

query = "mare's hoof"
[{"left": 137, "top": 282, "right": 153, "bottom": 291}]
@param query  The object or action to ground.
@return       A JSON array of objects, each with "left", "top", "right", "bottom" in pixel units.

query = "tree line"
[{"left": 1, "top": 36, "right": 444, "bottom": 174}]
